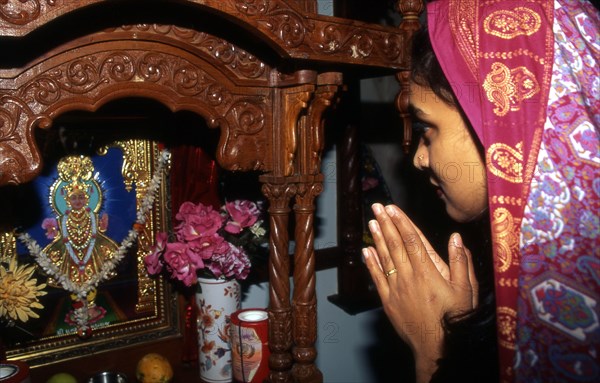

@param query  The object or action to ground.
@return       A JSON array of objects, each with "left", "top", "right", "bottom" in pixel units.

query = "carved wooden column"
[
  {"left": 291, "top": 177, "right": 322, "bottom": 383},
  {"left": 261, "top": 78, "right": 314, "bottom": 383},
  {"left": 261, "top": 179, "right": 297, "bottom": 383},
  {"left": 291, "top": 73, "right": 340, "bottom": 383},
  {"left": 395, "top": 0, "right": 425, "bottom": 152},
  {"left": 260, "top": 71, "right": 340, "bottom": 383}
]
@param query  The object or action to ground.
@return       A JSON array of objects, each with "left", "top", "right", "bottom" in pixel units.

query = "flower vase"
[{"left": 196, "top": 276, "right": 242, "bottom": 382}]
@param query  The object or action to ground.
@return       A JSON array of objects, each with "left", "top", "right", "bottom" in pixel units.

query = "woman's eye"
[
  {"left": 412, "top": 120, "right": 432, "bottom": 146},
  {"left": 412, "top": 121, "right": 431, "bottom": 137}
]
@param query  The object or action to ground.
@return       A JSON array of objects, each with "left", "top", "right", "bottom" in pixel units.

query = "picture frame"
[{"left": 0, "top": 132, "right": 179, "bottom": 367}]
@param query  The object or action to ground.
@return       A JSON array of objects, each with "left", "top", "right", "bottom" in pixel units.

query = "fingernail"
[
  {"left": 453, "top": 233, "right": 463, "bottom": 248},
  {"left": 368, "top": 220, "right": 379, "bottom": 234},
  {"left": 362, "top": 248, "right": 369, "bottom": 262},
  {"left": 384, "top": 205, "right": 397, "bottom": 217},
  {"left": 372, "top": 203, "right": 383, "bottom": 214}
]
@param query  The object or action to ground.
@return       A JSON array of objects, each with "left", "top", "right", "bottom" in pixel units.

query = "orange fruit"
[{"left": 135, "top": 353, "right": 173, "bottom": 383}]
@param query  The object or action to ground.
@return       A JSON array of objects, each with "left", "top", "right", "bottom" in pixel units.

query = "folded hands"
[{"left": 362, "top": 203, "right": 479, "bottom": 383}]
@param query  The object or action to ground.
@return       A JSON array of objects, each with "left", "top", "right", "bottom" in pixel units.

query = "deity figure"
[{"left": 42, "top": 155, "right": 119, "bottom": 291}]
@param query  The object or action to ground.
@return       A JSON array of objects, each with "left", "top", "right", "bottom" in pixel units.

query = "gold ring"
[
  {"left": 418, "top": 155, "right": 424, "bottom": 160},
  {"left": 384, "top": 268, "right": 398, "bottom": 277}
]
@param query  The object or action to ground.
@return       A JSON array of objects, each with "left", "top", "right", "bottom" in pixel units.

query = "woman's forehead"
[
  {"left": 408, "top": 84, "right": 428, "bottom": 114},
  {"left": 409, "top": 83, "right": 453, "bottom": 117}
]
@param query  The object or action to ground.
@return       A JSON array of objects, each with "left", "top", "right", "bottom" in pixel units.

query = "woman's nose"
[{"left": 413, "top": 145, "right": 427, "bottom": 170}]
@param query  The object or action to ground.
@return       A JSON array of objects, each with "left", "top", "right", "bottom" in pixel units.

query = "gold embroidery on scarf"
[
  {"left": 483, "top": 62, "right": 540, "bottom": 116},
  {"left": 491, "top": 195, "right": 523, "bottom": 206},
  {"left": 487, "top": 142, "right": 523, "bottom": 183},
  {"left": 498, "top": 277, "right": 518, "bottom": 288},
  {"left": 492, "top": 207, "right": 519, "bottom": 273},
  {"left": 480, "top": 49, "right": 545, "bottom": 65},
  {"left": 484, "top": 7, "right": 541, "bottom": 39},
  {"left": 450, "top": 0, "right": 478, "bottom": 78},
  {"left": 497, "top": 306, "right": 517, "bottom": 350}
]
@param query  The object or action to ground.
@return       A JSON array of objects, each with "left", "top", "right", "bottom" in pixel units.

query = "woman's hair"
[{"left": 410, "top": 27, "right": 457, "bottom": 107}]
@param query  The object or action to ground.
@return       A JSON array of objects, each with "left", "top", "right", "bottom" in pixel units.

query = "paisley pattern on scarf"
[
  {"left": 483, "top": 63, "right": 541, "bottom": 117},
  {"left": 487, "top": 142, "right": 524, "bottom": 183},
  {"left": 484, "top": 7, "right": 542, "bottom": 39},
  {"left": 492, "top": 207, "right": 520, "bottom": 274},
  {"left": 497, "top": 305, "right": 518, "bottom": 350},
  {"left": 517, "top": 1, "right": 600, "bottom": 382}
]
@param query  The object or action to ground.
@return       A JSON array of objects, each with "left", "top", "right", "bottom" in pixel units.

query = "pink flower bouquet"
[{"left": 144, "top": 200, "right": 267, "bottom": 286}]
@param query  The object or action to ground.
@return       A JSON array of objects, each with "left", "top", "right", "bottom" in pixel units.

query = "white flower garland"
[{"left": 18, "top": 149, "right": 170, "bottom": 332}]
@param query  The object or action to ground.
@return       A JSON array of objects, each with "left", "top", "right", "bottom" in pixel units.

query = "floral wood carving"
[
  {"left": 0, "top": 1, "right": 406, "bottom": 69},
  {"left": 0, "top": 0, "right": 57, "bottom": 26},
  {"left": 219, "top": 0, "right": 406, "bottom": 66},
  {"left": 0, "top": 94, "right": 45, "bottom": 185},
  {"left": 310, "top": 23, "right": 404, "bottom": 63},
  {"left": 305, "top": 76, "right": 342, "bottom": 175},
  {"left": 235, "top": 0, "right": 313, "bottom": 49},
  {"left": 220, "top": 98, "right": 269, "bottom": 171},
  {"left": 0, "top": 47, "right": 270, "bottom": 185},
  {"left": 107, "top": 25, "right": 269, "bottom": 82}
]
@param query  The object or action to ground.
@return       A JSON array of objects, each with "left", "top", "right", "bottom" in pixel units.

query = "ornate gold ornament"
[
  {"left": 484, "top": 7, "right": 542, "bottom": 39},
  {"left": 492, "top": 207, "right": 520, "bottom": 274},
  {"left": 497, "top": 306, "right": 517, "bottom": 350},
  {"left": 483, "top": 62, "right": 540, "bottom": 117},
  {"left": 486, "top": 141, "right": 524, "bottom": 184}
]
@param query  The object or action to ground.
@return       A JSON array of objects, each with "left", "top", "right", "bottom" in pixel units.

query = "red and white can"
[{"left": 230, "top": 308, "right": 270, "bottom": 383}]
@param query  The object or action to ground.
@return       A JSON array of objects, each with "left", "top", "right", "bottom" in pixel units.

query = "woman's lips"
[
  {"left": 435, "top": 187, "right": 444, "bottom": 198},
  {"left": 429, "top": 178, "right": 444, "bottom": 198}
]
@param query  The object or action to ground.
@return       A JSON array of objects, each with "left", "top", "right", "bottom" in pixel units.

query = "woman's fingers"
[
  {"left": 448, "top": 233, "right": 469, "bottom": 283},
  {"left": 363, "top": 246, "right": 390, "bottom": 297},
  {"left": 367, "top": 203, "right": 477, "bottom": 314},
  {"left": 465, "top": 245, "right": 479, "bottom": 308},
  {"left": 387, "top": 205, "right": 450, "bottom": 279},
  {"left": 369, "top": 204, "right": 410, "bottom": 277},
  {"left": 447, "top": 233, "right": 477, "bottom": 309},
  {"left": 380, "top": 204, "right": 441, "bottom": 277}
]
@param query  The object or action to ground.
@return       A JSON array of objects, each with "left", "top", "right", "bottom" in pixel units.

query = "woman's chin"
[{"left": 445, "top": 205, "right": 486, "bottom": 223}]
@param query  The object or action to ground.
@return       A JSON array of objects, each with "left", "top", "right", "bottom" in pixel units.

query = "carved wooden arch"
[
  {"left": 0, "top": 0, "right": 317, "bottom": 41},
  {"left": 0, "top": 0, "right": 413, "bottom": 187},
  {"left": 0, "top": 32, "right": 286, "bottom": 186},
  {"left": 0, "top": 0, "right": 406, "bottom": 68}
]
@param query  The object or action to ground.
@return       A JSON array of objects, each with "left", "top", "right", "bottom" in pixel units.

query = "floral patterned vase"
[{"left": 196, "top": 276, "right": 242, "bottom": 382}]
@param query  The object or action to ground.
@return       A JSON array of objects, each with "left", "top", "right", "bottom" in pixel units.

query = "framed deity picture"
[{"left": 0, "top": 112, "right": 179, "bottom": 366}]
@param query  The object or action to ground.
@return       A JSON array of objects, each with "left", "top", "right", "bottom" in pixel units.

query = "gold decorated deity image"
[{"left": 42, "top": 155, "right": 119, "bottom": 291}]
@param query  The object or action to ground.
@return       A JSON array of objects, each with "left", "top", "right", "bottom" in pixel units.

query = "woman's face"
[{"left": 410, "top": 82, "right": 488, "bottom": 222}]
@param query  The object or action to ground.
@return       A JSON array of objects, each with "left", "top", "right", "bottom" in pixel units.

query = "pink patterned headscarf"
[{"left": 427, "top": 1, "right": 600, "bottom": 382}]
